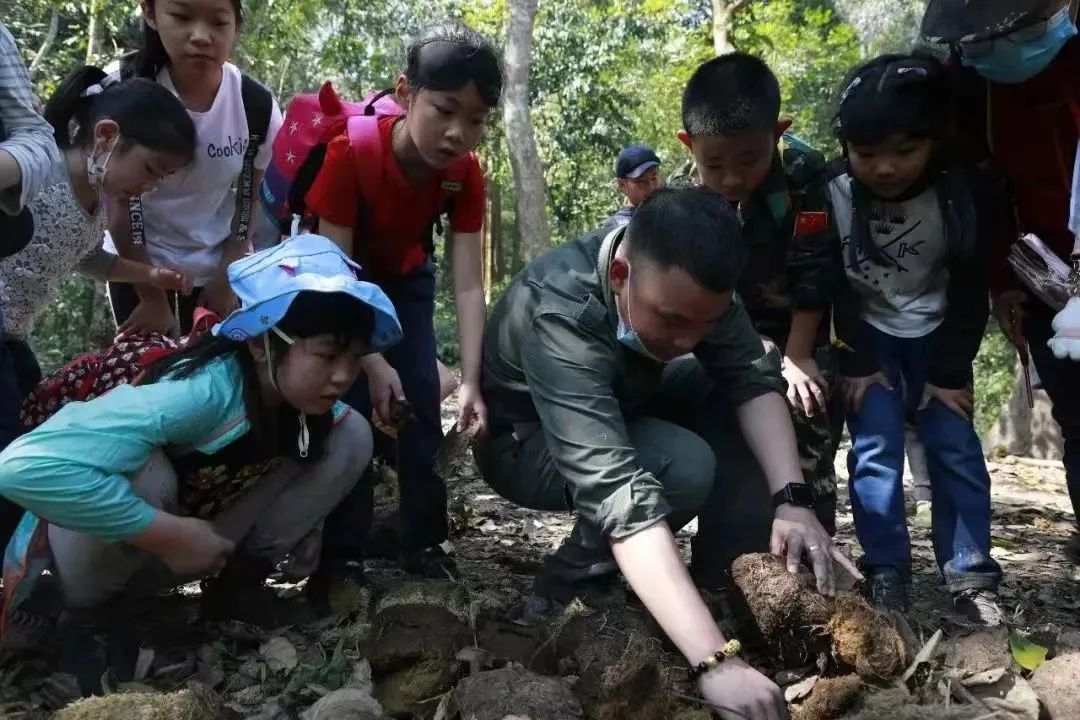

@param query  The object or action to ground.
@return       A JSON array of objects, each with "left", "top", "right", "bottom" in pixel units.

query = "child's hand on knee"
[
  {"left": 782, "top": 355, "right": 828, "bottom": 417},
  {"left": 920, "top": 383, "right": 974, "bottom": 421},
  {"left": 839, "top": 372, "right": 893, "bottom": 414}
]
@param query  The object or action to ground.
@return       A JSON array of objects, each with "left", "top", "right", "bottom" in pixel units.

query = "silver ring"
[{"left": 808, "top": 545, "right": 820, "bottom": 551}]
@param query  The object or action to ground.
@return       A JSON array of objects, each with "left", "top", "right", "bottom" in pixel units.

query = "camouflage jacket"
[{"left": 736, "top": 133, "right": 840, "bottom": 347}]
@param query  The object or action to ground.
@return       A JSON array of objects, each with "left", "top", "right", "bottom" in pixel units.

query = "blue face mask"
[
  {"left": 961, "top": 8, "right": 1078, "bottom": 84},
  {"left": 615, "top": 267, "right": 663, "bottom": 362}
]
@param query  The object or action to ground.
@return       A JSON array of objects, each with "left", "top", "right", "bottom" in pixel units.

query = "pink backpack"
[{"left": 260, "top": 82, "right": 402, "bottom": 232}]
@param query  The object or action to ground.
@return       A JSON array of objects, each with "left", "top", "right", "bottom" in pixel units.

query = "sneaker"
[
  {"left": 518, "top": 549, "right": 621, "bottom": 623},
  {"left": 398, "top": 545, "right": 460, "bottom": 580},
  {"left": 866, "top": 568, "right": 909, "bottom": 613},
  {"left": 953, "top": 589, "right": 1006, "bottom": 627},
  {"left": 58, "top": 607, "right": 137, "bottom": 697}
]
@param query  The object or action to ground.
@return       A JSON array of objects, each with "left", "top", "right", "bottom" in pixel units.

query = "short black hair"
[
  {"left": 405, "top": 21, "right": 504, "bottom": 107},
  {"left": 835, "top": 54, "right": 948, "bottom": 146},
  {"left": 682, "top": 53, "right": 781, "bottom": 137},
  {"left": 624, "top": 187, "right": 746, "bottom": 294}
]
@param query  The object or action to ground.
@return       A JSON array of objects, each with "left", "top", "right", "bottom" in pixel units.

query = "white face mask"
[{"left": 86, "top": 134, "right": 120, "bottom": 190}]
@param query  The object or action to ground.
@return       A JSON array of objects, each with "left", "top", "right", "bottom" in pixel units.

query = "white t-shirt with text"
[{"left": 104, "top": 62, "right": 283, "bottom": 286}]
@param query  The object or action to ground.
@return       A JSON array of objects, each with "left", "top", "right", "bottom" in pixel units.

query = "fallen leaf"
[
  {"left": 961, "top": 667, "right": 1007, "bottom": 687},
  {"left": 1010, "top": 633, "right": 1048, "bottom": 672},
  {"left": 784, "top": 675, "right": 818, "bottom": 703},
  {"left": 260, "top": 637, "right": 299, "bottom": 675}
]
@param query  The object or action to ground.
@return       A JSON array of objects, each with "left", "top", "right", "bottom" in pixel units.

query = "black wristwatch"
[{"left": 772, "top": 483, "right": 815, "bottom": 509}]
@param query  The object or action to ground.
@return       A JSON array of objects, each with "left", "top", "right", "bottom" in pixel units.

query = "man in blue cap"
[{"left": 602, "top": 144, "right": 663, "bottom": 228}]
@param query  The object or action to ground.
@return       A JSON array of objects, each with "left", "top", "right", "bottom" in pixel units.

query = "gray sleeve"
[
  {"left": 76, "top": 247, "right": 118, "bottom": 281},
  {"left": 0, "top": 23, "right": 60, "bottom": 215}
]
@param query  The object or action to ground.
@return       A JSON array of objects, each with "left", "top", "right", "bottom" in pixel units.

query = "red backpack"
[
  {"left": 259, "top": 83, "right": 471, "bottom": 259},
  {"left": 20, "top": 311, "right": 218, "bottom": 430}
]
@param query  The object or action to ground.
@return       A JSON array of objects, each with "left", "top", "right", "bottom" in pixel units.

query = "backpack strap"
[
  {"left": 235, "top": 75, "right": 274, "bottom": 250},
  {"left": 345, "top": 110, "right": 388, "bottom": 267}
]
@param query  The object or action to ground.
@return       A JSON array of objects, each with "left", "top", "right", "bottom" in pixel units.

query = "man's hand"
[
  {"left": 116, "top": 292, "right": 179, "bottom": 340},
  {"left": 782, "top": 355, "right": 828, "bottom": 417},
  {"left": 839, "top": 372, "right": 893, "bottom": 414},
  {"left": 921, "top": 383, "right": 975, "bottom": 421},
  {"left": 698, "top": 659, "right": 787, "bottom": 720},
  {"left": 771, "top": 503, "right": 862, "bottom": 596},
  {"left": 362, "top": 354, "right": 406, "bottom": 427},
  {"left": 155, "top": 516, "right": 235, "bottom": 577},
  {"left": 992, "top": 290, "right": 1027, "bottom": 352}
]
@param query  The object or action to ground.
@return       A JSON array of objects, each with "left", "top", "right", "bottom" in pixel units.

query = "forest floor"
[{"left": 1, "top": 394, "right": 1078, "bottom": 720}]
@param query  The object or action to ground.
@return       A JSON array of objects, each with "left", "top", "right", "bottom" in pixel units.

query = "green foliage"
[
  {"left": 973, "top": 325, "right": 1018, "bottom": 437},
  {"left": 28, "top": 277, "right": 115, "bottom": 372}
]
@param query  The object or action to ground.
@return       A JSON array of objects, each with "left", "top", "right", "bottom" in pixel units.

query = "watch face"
[{"left": 789, "top": 484, "right": 815, "bottom": 507}]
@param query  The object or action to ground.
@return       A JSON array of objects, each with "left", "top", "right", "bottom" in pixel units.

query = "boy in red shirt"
[{"left": 304, "top": 22, "right": 502, "bottom": 582}]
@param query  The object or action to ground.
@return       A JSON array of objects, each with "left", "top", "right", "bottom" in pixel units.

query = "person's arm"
[
  {"left": 0, "top": 23, "right": 59, "bottom": 214},
  {"left": 77, "top": 246, "right": 191, "bottom": 293},
  {"left": 522, "top": 313, "right": 786, "bottom": 719},
  {"left": 451, "top": 230, "right": 487, "bottom": 430},
  {"left": 0, "top": 371, "right": 231, "bottom": 541}
]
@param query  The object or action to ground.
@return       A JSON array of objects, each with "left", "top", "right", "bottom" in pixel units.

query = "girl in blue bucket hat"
[{"left": 0, "top": 234, "right": 400, "bottom": 695}]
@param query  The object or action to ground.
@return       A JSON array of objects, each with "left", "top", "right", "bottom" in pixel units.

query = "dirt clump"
[
  {"left": 942, "top": 628, "right": 1013, "bottom": 675},
  {"left": 1030, "top": 652, "right": 1080, "bottom": 719},
  {"left": 554, "top": 606, "right": 670, "bottom": 720},
  {"left": 448, "top": 666, "right": 583, "bottom": 719},
  {"left": 826, "top": 596, "right": 906, "bottom": 680},
  {"left": 790, "top": 674, "right": 862, "bottom": 720},
  {"left": 731, "top": 554, "right": 905, "bottom": 680},
  {"left": 53, "top": 684, "right": 219, "bottom": 720},
  {"left": 300, "top": 688, "right": 385, "bottom": 720},
  {"left": 841, "top": 689, "right": 983, "bottom": 719}
]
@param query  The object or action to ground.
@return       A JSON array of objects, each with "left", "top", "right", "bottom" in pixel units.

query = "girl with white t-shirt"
[{"left": 106, "top": 0, "right": 282, "bottom": 337}]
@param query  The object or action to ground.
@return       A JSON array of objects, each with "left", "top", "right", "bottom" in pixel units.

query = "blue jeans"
[
  {"left": 1026, "top": 299, "right": 1080, "bottom": 523},
  {"left": 846, "top": 322, "right": 1001, "bottom": 593},
  {"left": 323, "top": 261, "right": 446, "bottom": 555}
]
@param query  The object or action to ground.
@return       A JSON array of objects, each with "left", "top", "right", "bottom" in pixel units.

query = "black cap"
[
  {"left": 922, "top": 0, "right": 1060, "bottom": 43},
  {"left": 615, "top": 145, "right": 661, "bottom": 179}
]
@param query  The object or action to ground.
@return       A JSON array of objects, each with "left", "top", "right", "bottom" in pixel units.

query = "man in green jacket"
[{"left": 475, "top": 187, "right": 858, "bottom": 720}]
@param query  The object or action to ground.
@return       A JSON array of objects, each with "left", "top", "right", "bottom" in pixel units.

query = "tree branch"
[{"left": 28, "top": 9, "right": 60, "bottom": 81}]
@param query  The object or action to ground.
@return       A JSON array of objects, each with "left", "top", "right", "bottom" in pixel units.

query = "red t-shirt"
[{"left": 305, "top": 115, "right": 485, "bottom": 278}]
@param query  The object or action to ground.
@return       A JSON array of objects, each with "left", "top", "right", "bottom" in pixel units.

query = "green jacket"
[
  {"left": 735, "top": 133, "right": 839, "bottom": 345},
  {"left": 480, "top": 225, "right": 784, "bottom": 540}
]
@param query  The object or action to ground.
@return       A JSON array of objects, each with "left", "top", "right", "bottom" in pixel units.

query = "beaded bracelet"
[{"left": 691, "top": 639, "right": 742, "bottom": 679}]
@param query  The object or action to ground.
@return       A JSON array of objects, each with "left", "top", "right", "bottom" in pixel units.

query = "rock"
[
  {"left": 791, "top": 675, "right": 862, "bottom": 720},
  {"left": 943, "top": 629, "right": 1013, "bottom": 675},
  {"left": 555, "top": 606, "right": 670, "bottom": 720},
  {"left": 967, "top": 671, "right": 1040, "bottom": 720},
  {"left": 374, "top": 658, "right": 456, "bottom": 717},
  {"left": 1030, "top": 652, "right": 1080, "bottom": 719},
  {"left": 301, "top": 688, "right": 384, "bottom": 720},
  {"left": 449, "top": 667, "right": 583, "bottom": 719},
  {"left": 53, "top": 683, "right": 219, "bottom": 720}
]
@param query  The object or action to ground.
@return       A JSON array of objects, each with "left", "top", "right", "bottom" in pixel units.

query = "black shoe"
[
  {"left": 517, "top": 547, "right": 620, "bottom": 623},
  {"left": 953, "top": 589, "right": 1006, "bottom": 627},
  {"left": 398, "top": 545, "right": 459, "bottom": 580},
  {"left": 304, "top": 558, "right": 370, "bottom": 617},
  {"left": 58, "top": 606, "right": 137, "bottom": 697},
  {"left": 201, "top": 554, "right": 312, "bottom": 628},
  {"left": 866, "top": 568, "right": 909, "bottom": 614}
]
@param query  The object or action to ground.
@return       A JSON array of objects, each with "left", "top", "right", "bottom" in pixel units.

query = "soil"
[{"left": 1, "top": 398, "right": 1079, "bottom": 719}]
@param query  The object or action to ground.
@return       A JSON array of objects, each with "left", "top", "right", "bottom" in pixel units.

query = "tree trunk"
[
  {"left": 29, "top": 9, "right": 60, "bottom": 81},
  {"left": 711, "top": 0, "right": 748, "bottom": 55},
  {"left": 491, "top": 176, "right": 504, "bottom": 282},
  {"left": 86, "top": 0, "right": 106, "bottom": 65},
  {"left": 502, "top": 0, "right": 551, "bottom": 262}
]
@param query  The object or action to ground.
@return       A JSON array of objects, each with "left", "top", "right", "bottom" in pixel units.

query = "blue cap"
[
  {"left": 615, "top": 145, "right": 661, "bottom": 179},
  {"left": 213, "top": 234, "right": 403, "bottom": 352}
]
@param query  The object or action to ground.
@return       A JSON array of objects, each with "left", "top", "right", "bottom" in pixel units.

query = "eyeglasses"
[{"left": 959, "top": 6, "right": 1070, "bottom": 58}]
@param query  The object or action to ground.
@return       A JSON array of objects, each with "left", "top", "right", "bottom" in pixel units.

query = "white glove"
[{"left": 1049, "top": 296, "right": 1080, "bottom": 361}]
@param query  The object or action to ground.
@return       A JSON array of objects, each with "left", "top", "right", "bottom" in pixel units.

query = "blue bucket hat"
[{"left": 213, "top": 234, "right": 402, "bottom": 352}]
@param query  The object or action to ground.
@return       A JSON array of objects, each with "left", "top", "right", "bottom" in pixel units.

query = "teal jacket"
[{"left": 0, "top": 355, "right": 346, "bottom": 543}]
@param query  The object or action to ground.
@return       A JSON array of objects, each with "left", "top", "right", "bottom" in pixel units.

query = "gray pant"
[
  {"left": 476, "top": 358, "right": 773, "bottom": 577},
  {"left": 49, "top": 411, "right": 374, "bottom": 608}
]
